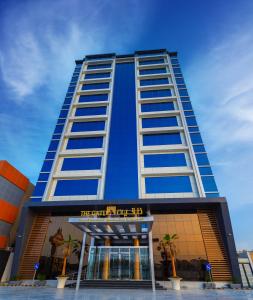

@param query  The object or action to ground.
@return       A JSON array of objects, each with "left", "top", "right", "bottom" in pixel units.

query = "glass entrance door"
[{"left": 86, "top": 246, "right": 150, "bottom": 280}]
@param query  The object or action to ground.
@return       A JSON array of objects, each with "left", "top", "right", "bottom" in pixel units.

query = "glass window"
[
  {"left": 205, "top": 192, "right": 220, "bottom": 198},
  {"left": 45, "top": 152, "right": 56, "bottom": 159},
  {"left": 190, "top": 133, "right": 203, "bottom": 144},
  {"left": 59, "top": 110, "right": 68, "bottom": 118},
  {"left": 144, "top": 153, "right": 187, "bottom": 168},
  {"left": 79, "top": 94, "right": 108, "bottom": 103},
  {"left": 171, "top": 58, "right": 179, "bottom": 64},
  {"left": 75, "top": 106, "right": 107, "bottom": 116},
  {"left": 188, "top": 126, "right": 199, "bottom": 132},
  {"left": 139, "top": 68, "right": 167, "bottom": 75},
  {"left": 186, "top": 116, "right": 197, "bottom": 126},
  {"left": 82, "top": 82, "right": 109, "bottom": 90},
  {"left": 173, "top": 67, "right": 181, "bottom": 74},
  {"left": 145, "top": 176, "right": 192, "bottom": 193},
  {"left": 140, "top": 78, "right": 169, "bottom": 86},
  {"left": 142, "top": 116, "right": 178, "bottom": 128},
  {"left": 139, "top": 58, "right": 164, "bottom": 65},
  {"left": 62, "top": 104, "right": 70, "bottom": 109},
  {"left": 141, "top": 89, "right": 172, "bottom": 99},
  {"left": 71, "top": 121, "right": 105, "bottom": 132},
  {"left": 66, "top": 137, "right": 103, "bottom": 149},
  {"left": 141, "top": 102, "right": 174, "bottom": 112},
  {"left": 64, "top": 98, "right": 72, "bottom": 105},
  {"left": 68, "top": 86, "right": 75, "bottom": 93},
  {"left": 85, "top": 72, "right": 110, "bottom": 79},
  {"left": 87, "top": 64, "right": 111, "bottom": 70},
  {"left": 195, "top": 153, "right": 210, "bottom": 165},
  {"left": 61, "top": 157, "right": 101, "bottom": 171},
  {"left": 175, "top": 77, "right": 185, "bottom": 85},
  {"left": 71, "top": 75, "right": 79, "bottom": 82},
  {"left": 41, "top": 160, "right": 53, "bottom": 172},
  {"left": 54, "top": 124, "right": 64, "bottom": 134},
  {"left": 179, "top": 89, "right": 189, "bottom": 97},
  {"left": 52, "top": 134, "right": 61, "bottom": 140},
  {"left": 48, "top": 140, "right": 59, "bottom": 151},
  {"left": 193, "top": 145, "right": 206, "bottom": 152},
  {"left": 32, "top": 182, "right": 47, "bottom": 197},
  {"left": 199, "top": 167, "right": 213, "bottom": 175},
  {"left": 143, "top": 133, "right": 182, "bottom": 146},
  {"left": 38, "top": 173, "right": 50, "bottom": 181},
  {"left": 201, "top": 176, "right": 218, "bottom": 192},
  {"left": 184, "top": 110, "right": 194, "bottom": 116},
  {"left": 54, "top": 179, "right": 98, "bottom": 196}
]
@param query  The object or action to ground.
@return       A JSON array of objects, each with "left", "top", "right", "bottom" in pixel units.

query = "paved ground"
[{"left": 0, "top": 287, "right": 252, "bottom": 300}]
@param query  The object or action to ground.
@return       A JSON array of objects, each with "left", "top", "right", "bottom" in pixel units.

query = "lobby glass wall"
[
  {"left": 152, "top": 214, "right": 207, "bottom": 281},
  {"left": 87, "top": 246, "right": 150, "bottom": 280}
]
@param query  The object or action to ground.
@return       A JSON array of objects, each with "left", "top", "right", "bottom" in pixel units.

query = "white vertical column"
[{"left": 76, "top": 232, "right": 87, "bottom": 291}]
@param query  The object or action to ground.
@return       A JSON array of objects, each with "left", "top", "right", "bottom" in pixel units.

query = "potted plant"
[
  {"left": 157, "top": 233, "right": 182, "bottom": 290},
  {"left": 56, "top": 235, "right": 79, "bottom": 289}
]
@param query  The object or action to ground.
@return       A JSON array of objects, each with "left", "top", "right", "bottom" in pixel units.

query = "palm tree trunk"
[
  {"left": 61, "top": 256, "right": 67, "bottom": 276},
  {"left": 171, "top": 256, "right": 177, "bottom": 278}
]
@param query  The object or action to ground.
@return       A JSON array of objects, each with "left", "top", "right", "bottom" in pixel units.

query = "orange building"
[{"left": 0, "top": 161, "right": 33, "bottom": 249}]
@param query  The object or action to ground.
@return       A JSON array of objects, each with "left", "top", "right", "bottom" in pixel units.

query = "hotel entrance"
[
  {"left": 69, "top": 212, "right": 155, "bottom": 290},
  {"left": 87, "top": 246, "right": 150, "bottom": 280}
]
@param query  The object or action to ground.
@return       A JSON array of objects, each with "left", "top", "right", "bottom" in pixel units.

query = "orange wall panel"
[
  {"left": 0, "top": 199, "right": 19, "bottom": 224},
  {"left": 0, "top": 236, "right": 8, "bottom": 249},
  {"left": 0, "top": 161, "right": 29, "bottom": 191}
]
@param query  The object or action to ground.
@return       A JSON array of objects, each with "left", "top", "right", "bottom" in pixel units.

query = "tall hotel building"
[{"left": 12, "top": 49, "right": 240, "bottom": 288}]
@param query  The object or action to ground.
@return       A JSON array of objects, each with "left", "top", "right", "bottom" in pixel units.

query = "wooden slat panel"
[
  {"left": 198, "top": 210, "right": 232, "bottom": 282},
  {"left": 19, "top": 214, "right": 50, "bottom": 279}
]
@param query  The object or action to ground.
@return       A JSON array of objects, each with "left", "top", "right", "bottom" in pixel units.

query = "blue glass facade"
[{"left": 30, "top": 49, "right": 219, "bottom": 201}]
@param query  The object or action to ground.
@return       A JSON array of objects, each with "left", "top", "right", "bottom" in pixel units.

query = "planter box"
[{"left": 203, "top": 282, "right": 216, "bottom": 289}]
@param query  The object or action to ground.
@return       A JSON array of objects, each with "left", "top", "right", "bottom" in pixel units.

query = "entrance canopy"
[{"left": 68, "top": 216, "right": 154, "bottom": 240}]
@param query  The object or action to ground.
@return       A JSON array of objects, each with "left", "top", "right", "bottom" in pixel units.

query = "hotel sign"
[{"left": 80, "top": 206, "right": 143, "bottom": 217}]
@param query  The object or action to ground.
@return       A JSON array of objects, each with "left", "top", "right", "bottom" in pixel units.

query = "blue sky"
[{"left": 0, "top": 0, "right": 253, "bottom": 249}]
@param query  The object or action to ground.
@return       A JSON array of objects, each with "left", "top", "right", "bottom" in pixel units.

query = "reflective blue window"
[
  {"left": 186, "top": 116, "right": 197, "bottom": 126},
  {"left": 171, "top": 58, "right": 179, "bottom": 64},
  {"left": 173, "top": 67, "right": 181, "bottom": 73},
  {"left": 142, "top": 116, "right": 178, "bottom": 128},
  {"left": 139, "top": 59, "right": 164, "bottom": 65},
  {"left": 38, "top": 173, "right": 50, "bottom": 181},
  {"left": 54, "top": 179, "right": 98, "bottom": 196},
  {"left": 202, "top": 176, "right": 218, "bottom": 192},
  {"left": 71, "top": 121, "right": 105, "bottom": 132},
  {"left": 190, "top": 133, "right": 203, "bottom": 144},
  {"left": 188, "top": 126, "right": 199, "bottom": 132},
  {"left": 61, "top": 157, "right": 101, "bottom": 171},
  {"left": 199, "top": 167, "right": 213, "bottom": 175},
  {"left": 82, "top": 82, "right": 109, "bottom": 90},
  {"left": 193, "top": 145, "right": 206, "bottom": 152},
  {"left": 139, "top": 68, "right": 167, "bottom": 75},
  {"left": 52, "top": 134, "right": 61, "bottom": 139},
  {"left": 144, "top": 153, "right": 186, "bottom": 167},
  {"left": 54, "top": 124, "right": 64, "bottom": 134},
  {"left": 66, "top": 92, "right": 74, "bottom": 97},
  {"left": 141, "top": 102, "right": 174, "bottom": 112},
  {"left": 64, "top": 98, "right": 72, "bottom": 105},
  {"left": 143, "top": 133, "right": 181, "bottom": 146},
  {"left": 32, "top": 182, "right": 47, "bottom": 197},
  {"left": 195, "top": 153, "right": 210, "bottom": 165},
  {"left": 67, "top": 137, "right": 103, "bottom": 149},
  {"left": 45, "top": 152, "right": 56, "bottom": 159},
  {"left": 184, "top": 111, "right": 194, "bottom": 116},
  {"left": 145, "top": 176, "right": 192, "bottom": 193},
  {"left": 71, "top": 75, "right": 79, "bottom": 81},
  {"left": 140, "top": 78, "right": 169, "bottom": 86},
  {"left": 68, "top": 86, "right": 75, "bottom": 93},
  {"left": 87, "top": 64, "right": 111, "bottom": 69},
  {"left": 75, "top": 106, "right": 107, "bottom": 116},
  {"left": 48, "top": 140, "right": 59, "bottom": 151},
  {"left": 85, "top": 72, "right": 110, "bottom": 79},
  {"left": 176, "top": 78, "right": 185, "bottom": 85},
  {"left": 79, "top": 94, "right": 108, "bottom": 103},
  {"left": 141, "top": 89, "right": 172, "bottom": 98},
  {"left": 179, "top": 89, "right": 189, "bottom": 97},
  {"left": 41, "top": 160, "right": 53, "bottom": 172},
  {"left": 206, "top": 192, "right": 220, "bottom": 198},
  {"left": 59, "top": 110, "right": 68, "bottom": 118},
  {"left": 62, "top": 104, "right": 70, "bottom": 109}
]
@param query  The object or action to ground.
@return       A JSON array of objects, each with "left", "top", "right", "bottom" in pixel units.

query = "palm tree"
[
  {"left": 61, "top": 235, "right": 79, "bottom": 277},
  {"left": 157, "top": 233, "right": 178, "bottom": 278}
]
